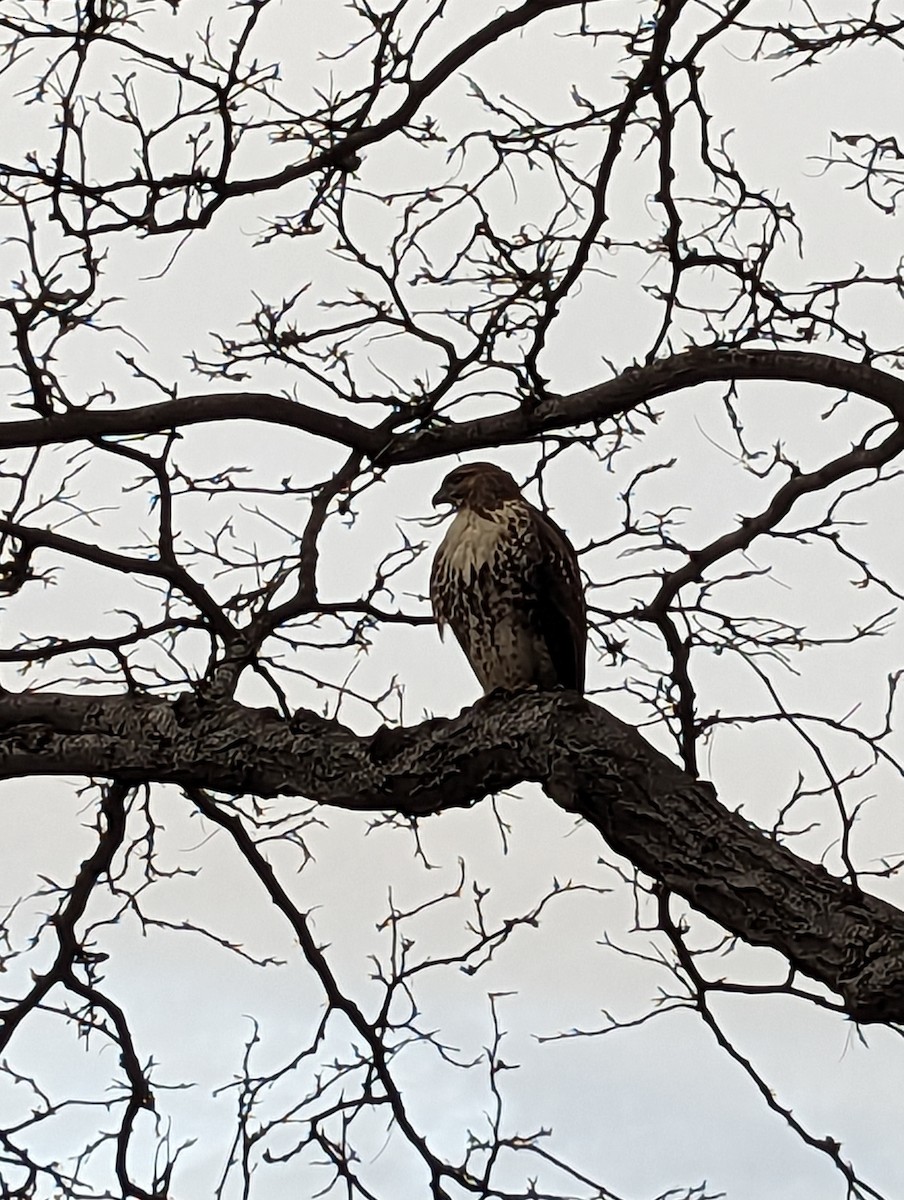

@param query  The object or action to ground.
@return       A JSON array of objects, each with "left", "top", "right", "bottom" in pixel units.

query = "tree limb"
[
  {"left": 1, "top": 348, "right": 901, "bottom": 460},
  {"left": 1, "top": 686, "right": 901, "bottom": 1024}
]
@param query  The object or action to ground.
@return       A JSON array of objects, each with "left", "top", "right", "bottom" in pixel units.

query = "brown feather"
[{"left": 430, "top": 464, "right": 586, "bottom": 694}]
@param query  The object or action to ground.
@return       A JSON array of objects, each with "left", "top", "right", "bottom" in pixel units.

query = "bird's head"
[{"left": 432, "top": 463, "right": 521, "bottom": 511}]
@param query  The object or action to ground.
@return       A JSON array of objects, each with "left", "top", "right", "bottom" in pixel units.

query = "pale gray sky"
[{"left": 1, "top": 3, "right": 903, "bottom": 1198}]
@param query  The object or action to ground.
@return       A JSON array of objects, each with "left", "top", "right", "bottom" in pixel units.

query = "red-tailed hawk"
[{"left": 430, "top": 463, "right": 586, "bottom": 694}]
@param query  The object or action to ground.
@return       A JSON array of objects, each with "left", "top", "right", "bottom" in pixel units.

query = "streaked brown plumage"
[{"left": 430, "top": 463, "right": 586, "bottom": 694}]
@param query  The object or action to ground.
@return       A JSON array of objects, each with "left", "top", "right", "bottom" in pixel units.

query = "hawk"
[{"left": 430, "top": 462, "right": 586, "bottom": 694}]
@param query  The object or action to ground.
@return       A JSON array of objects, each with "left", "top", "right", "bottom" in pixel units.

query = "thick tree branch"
[
  {"left": 1, "top": 686, "right": 901, "bottom": 1024},
  {"left": 389, "top": 347, "right": 904, "bottom": 462},
  {"left": 1, "top": 348, "right": 901, "bottom": 461},
  {"left": 0, "top": 392, "right": 382, "bottom": 455}
]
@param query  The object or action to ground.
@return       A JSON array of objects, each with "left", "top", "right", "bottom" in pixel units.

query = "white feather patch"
[{"left": 439, "top": 503, "right": 516, "bottom": 576}]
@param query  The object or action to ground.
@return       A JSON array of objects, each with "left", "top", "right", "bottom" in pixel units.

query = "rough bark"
[{"left": 1, "top": 686, "right": 902, "bottom": 1024}]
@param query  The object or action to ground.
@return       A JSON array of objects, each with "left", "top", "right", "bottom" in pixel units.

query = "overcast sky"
[{"left": 2, "top": 3, "right": 904, "bottom": 1198}]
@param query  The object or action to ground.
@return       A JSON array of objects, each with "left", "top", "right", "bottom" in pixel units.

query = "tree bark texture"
[{"left": 1, "top": 686, "right": 901, "bottom": 1024}]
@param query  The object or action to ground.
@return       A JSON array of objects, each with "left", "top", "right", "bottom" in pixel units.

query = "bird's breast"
[{"left": 439, "top": 506, "right": 515, "bottom": 578}]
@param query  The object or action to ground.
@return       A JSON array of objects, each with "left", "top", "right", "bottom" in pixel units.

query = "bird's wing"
[{"left": 528, "top": 506, "right": 586, "bottom": 692}]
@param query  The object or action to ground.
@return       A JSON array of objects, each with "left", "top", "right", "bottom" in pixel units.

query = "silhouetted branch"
[{"left": 0, "top": 687, "right": 901, "bottom": 1024}]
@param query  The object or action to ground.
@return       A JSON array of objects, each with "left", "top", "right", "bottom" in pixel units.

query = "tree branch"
[
  {"left": 0, "top": 686, "right": 901, "bottom": 1024},
  {"left": 0, "top": 392, "right": 382, "bottom": 455},
  {"left": 388, "top": 346, "right": 904, "bottom": 462},
  {"left": 2, "top": 348, "right": 901, "bottom": 461}
]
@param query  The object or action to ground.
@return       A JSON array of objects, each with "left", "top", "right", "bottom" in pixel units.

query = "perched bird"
[{"left": 430, "top": 462, "right": 586, "bottom": 694}]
